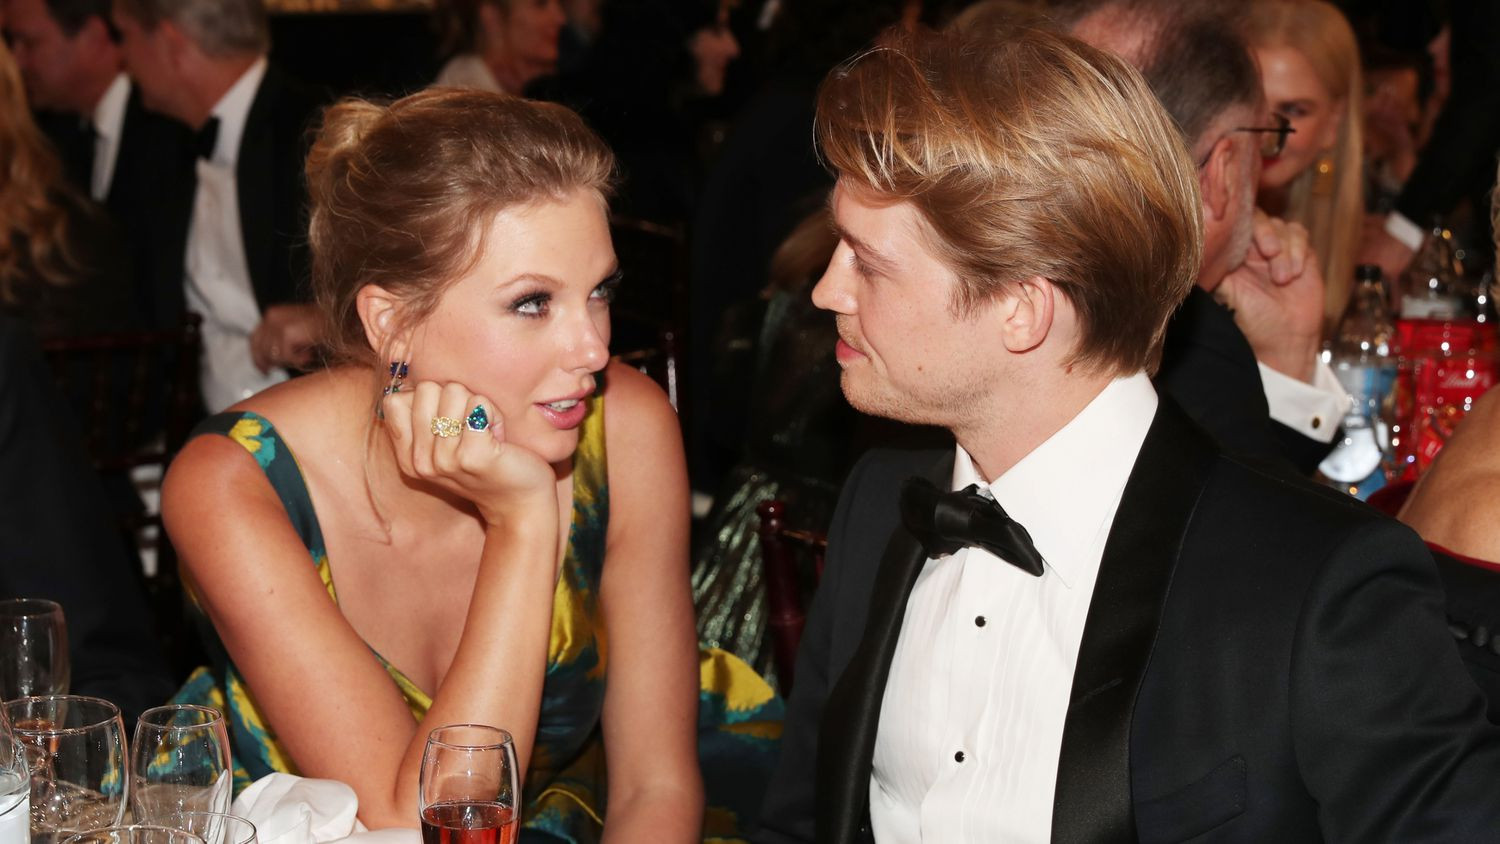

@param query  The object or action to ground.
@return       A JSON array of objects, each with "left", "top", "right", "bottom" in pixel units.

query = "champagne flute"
[
  {"left": 4, "top": 696, "right": 128, "bottom": 844},
  {"left": 419, "top": 725, "right": 520, "bottom": 844},
  {"left": 0, "top": 599, "right": 69, "bottom": 700},
  {"left": 130, "top": 706, "right": 231, "bottom": 824},
  {"left": 62, "top": 826, "right": 205, "bottom": 844}
]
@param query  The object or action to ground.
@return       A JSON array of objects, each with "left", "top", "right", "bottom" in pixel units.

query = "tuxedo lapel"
[
  {"left": 817, "top": 451, "right": 952, "bottom": 844},
  {"left": 1051, "top": 399, "right": 1218, "bottom": 843}
]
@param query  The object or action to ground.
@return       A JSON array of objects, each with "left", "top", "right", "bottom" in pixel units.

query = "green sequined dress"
[{"left": 174, "top": 393, "right": 780, "bottom": 843}]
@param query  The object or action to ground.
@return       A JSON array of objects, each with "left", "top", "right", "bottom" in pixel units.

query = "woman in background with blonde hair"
[
  {"left": 1248, "top": 0, "right": 1364, "bottom": 333},
  {"left": 0, "top": 41, "right": 131, "bottom": 337}
]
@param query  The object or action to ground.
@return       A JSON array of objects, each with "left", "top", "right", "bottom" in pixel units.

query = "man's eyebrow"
[{"left": 829, "top": 220, "right": 898, "bottom": 274}]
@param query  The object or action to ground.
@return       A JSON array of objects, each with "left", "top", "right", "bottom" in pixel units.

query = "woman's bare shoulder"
[{"left": 599, "top": 360, "right": 677, "bottom": 437}]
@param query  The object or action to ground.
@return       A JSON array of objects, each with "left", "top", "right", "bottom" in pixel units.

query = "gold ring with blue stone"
[{"left": 430, "top": 416, "right": 463, "bottom": 438}]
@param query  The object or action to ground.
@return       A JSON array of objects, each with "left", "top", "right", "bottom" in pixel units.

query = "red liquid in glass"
[{"left": 420, "top": 801, "right": 517, "bottom": 844}]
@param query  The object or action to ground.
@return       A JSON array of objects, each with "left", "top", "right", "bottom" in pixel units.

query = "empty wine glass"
[
  {"left": 419, "top": 725, "right": 520, "bottom": 844},
  {"left": 0, "top": 599, "right": 69, "bottom": 700},
  {"left": 130, "top": 706, "right": 231, "bottom": 824},
  {"left": 156, "top": 812, "right": 256, "bottom": 844},
  {"left": 61, "top": 825, "right": 205, "bottom": 844},
  {"left": 4, "top": 696, "right": 128, "bottom": 844}
]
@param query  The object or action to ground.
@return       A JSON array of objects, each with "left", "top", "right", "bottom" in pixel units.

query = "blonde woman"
[
  {"left": 1248, "top": 0, "right": 1364, "bottom": 333},
  {"left": 0, "top": 42, "right": 130, "bottom": 337}
]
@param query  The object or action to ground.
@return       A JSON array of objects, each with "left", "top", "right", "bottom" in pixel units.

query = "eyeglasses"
[{"left": 1196, "top": 113, "right": 1295, "bottom": 167}]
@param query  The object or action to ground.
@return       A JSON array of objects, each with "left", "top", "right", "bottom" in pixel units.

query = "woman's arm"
[
  {"left": 595, "top": 362, "right": 704, "bottom": 841},
  {"left": 163, "top": 381, "right": 560, "bottom": 829}
]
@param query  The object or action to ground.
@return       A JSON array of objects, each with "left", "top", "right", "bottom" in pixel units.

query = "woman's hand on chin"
[{"left": 380, "top": 379, "right": 556, "bottom": 525}]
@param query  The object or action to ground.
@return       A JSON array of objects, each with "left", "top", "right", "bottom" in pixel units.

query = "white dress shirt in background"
[
  {"left": 184, "top": 56, "right": 287, "bottom": 413},
  {"left": 89, "top": 73, "right": 131, "bottom": 202},
  {"left": 870, "top": 373, "right": 1159, "bottom": 843},
  {"left": 1260, "top": 358, "right": 1351, "bottom": 442},
  {"left": 433, "top": 54, "right": 503, "bottom": 93}
]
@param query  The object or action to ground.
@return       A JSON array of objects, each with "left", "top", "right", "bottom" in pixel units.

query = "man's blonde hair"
[{"left": 815, "top": 26, "right": 1202, "bottom": 375}]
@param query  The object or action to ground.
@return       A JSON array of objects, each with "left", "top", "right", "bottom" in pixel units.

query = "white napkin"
[{"left": 230, "top": 773, "right": 420, "bottom": 844}]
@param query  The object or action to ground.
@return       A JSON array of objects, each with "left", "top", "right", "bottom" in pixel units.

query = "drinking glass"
[
  {"left": 4, "top": 696, "right": 128, "bottom": 844},
  {"left": 61, "top": 825, "right": 204, "bottom": 844},
  {"left": 0, "top": 707, "right": 31, "bottom": 844},
  {"left": 130, "top": 706, "right": 231, "bottom": 824},
  {"left": 0, "top": 600, "right": 69, "bottom": 700},
  {"left": 156, "top": 812, "right": 256, "bottom": 844},
  {"left": 418, "top": 725, "right": 520, "bottom": 844}
]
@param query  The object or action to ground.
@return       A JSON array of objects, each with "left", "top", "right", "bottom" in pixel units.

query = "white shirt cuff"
[
  {"left": 1384, "top": 211, "right": 1425, "bottom": 252},
  {"left": 1259, "top": 359, "right": 1350, "bottom": 444}
]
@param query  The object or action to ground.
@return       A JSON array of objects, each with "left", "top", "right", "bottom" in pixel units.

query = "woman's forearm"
[
  {"left": 601, "top": 780, "right": 705, "bottom": 844},
  {"left": 378, "top": 508, "right": 561, "bottom": 825}
]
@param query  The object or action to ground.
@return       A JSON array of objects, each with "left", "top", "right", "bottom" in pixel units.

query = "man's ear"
[
  {"left": 998, "top": 276, "right": 1055, "bottom": 354},
  {"left": 157, "top": 19, "right": 195, "bottom": 71},
  {"left": 1199, "top": 135, "right": 1236, "bottom": 224},
  {"left": 356, "top": 284, "right": 407, "bottom": 360}
]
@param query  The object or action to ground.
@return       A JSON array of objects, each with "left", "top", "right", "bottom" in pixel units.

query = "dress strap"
[{"left": 188, "top": 411, "right": 329, "bottom": 564}]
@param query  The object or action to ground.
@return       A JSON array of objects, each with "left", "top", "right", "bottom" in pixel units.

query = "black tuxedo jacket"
[
  {"left": 756, "top": 399, "right": 1500, "bottom": 843},
  {"left": 37, "top": 89, "right": 197, "bottom": 332},
  {"left": 146, "top": 64, "right": 322, "bottom": 331},
  {"left": 1157, "top": 286, "right": 1333, "bottom": 476}
]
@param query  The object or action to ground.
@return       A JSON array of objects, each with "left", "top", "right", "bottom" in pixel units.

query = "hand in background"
[
  {"left": 250, "top": 303, "right": 322, "bottom": 373},
  {"left": 1217, "top": 211, "right": 1324, "bottom": 383},
  {"left": 1357, "top": 225, "right": 1417, "bottom": 290}
]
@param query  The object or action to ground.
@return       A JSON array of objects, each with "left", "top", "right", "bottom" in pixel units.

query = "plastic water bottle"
[
  {"left": 1320, "top": 265, "right": 1397, "bottom": 498},
  {"left": 1399, "top": 219, "right": 1467, "bottom": 319}
]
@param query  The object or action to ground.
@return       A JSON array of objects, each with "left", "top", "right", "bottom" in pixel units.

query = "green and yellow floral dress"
[{"left": 173, "top": 394, "right": 781, "bottom": 843}]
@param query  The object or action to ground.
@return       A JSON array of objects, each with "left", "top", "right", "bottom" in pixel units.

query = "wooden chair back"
[
  {"left": 41, "top": 314, "right": 203, "bottom": 482},
  {"left": 756, "top": 499, "right": 827, "bottom": 694},
  {"left": 610, "top": 215, "right": 689, "bottom": 419},
  {"left": 614, "top": 330, "right": 681, "bottom": 412},
  {"left": 41, "top": 315, "right": 204, "bottom": 675}
]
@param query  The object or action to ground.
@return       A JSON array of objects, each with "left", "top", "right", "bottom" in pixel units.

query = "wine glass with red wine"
[{"left": 419, "top": 725, "right": 520, "bottom": 844}]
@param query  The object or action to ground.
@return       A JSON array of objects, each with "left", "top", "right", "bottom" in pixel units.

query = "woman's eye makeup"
[
  {"left": 592, "top": 270, "right": 624, "bottom": 302},
  {"left": 510, "top": 291, "right": 551, "bottom": 317}
]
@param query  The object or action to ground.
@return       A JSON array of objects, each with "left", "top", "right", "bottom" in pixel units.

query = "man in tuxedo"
[
  {"left": 1060, "top": 0, "right": 1348, "bottom": 476},
  {"left": 755, "top": 26, "right": 1500, "bottom": 843},
  {"left": 3, "top": 0, "right": 195, "bottom": 330},
  {"left": 1360, "top": 0, "right": 1500, "bottom": 276},
  {"left": 111, "top": 0, "right": 322, "bottom": 411}
]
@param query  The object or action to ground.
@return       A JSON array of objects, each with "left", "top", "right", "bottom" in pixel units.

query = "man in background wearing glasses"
[{"left": 1063, "top": 0, "right": 1351, "bottom": 477}]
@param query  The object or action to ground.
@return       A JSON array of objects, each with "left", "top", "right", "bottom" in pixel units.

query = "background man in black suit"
[
  {"left": 2, "top": 0, "right": 194, "bottom": 331},
  {"left": 1359, "top": 0, "right": 1500, "bottom": 276},
  {"left": 756, "top": 26, "right": 1500, "bottom": 843},
  {"left": 112, "top": 0, "right": 321, "bottom": 410},
  {"left": 1059, "top": 0, "right": 1348, "bottom": 476}
]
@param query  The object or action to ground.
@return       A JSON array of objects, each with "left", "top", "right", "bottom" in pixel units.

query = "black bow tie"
[
  {"left": 900, "top": 477, "right": 1046, "bottom": 576},
  {"left": 195, "top": 117, "right": 220, "bottom": 161}
]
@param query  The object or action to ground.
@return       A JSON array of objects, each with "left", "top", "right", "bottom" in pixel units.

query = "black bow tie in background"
[
  {"left": 900, "top": 477, "right": 1046, "bottom": 576},
  {"left": 195, "top": 117, "right": 221, "bottom": 161}
]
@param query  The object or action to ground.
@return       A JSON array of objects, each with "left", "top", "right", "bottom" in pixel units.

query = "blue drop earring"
[
  {"left": 376, "top": 360, "right": 409, "bottom": 419},
  {"left": 383, "top": 360, "right": 409, "bottom": 395}
]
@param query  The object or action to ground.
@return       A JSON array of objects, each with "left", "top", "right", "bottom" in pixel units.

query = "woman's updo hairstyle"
[{"left": 306, "top": 88, "right": 616, "bottom": 367}]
